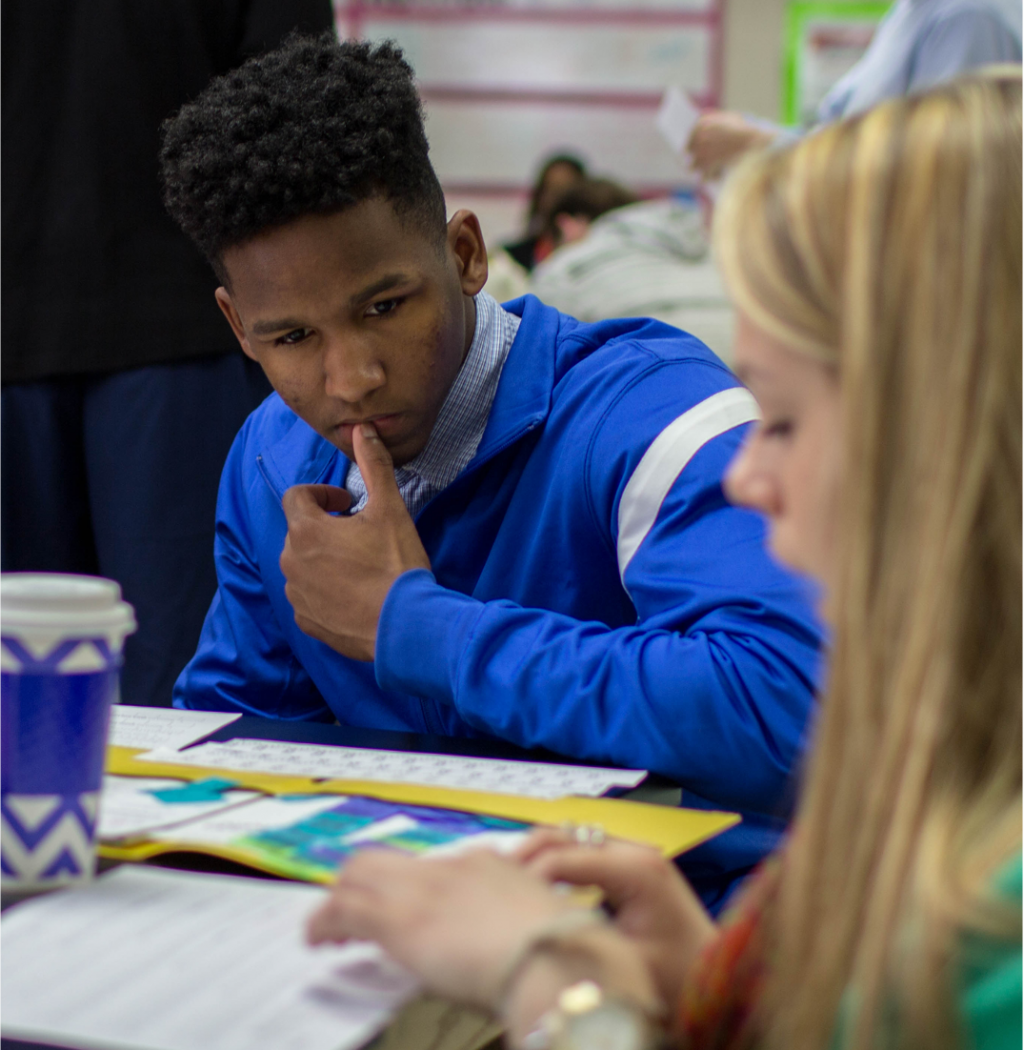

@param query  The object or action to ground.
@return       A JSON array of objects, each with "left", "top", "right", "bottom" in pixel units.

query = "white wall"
[
  {"left": 722, "top": 0, "right": 788, "bottom": 119},
  {"left": 723, "top": 0, "right": 887, "bottom": 127},
  {"left": 443, "top": 0, "right": 802, "bottom": 241}
]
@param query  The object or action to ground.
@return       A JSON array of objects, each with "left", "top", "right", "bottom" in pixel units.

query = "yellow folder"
[{"left": 102, "top": 745, "right": 739, "bottom": 878}]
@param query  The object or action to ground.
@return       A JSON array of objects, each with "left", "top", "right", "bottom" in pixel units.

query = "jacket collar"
[
  {"left": 257, "top": 414, "right": 338, "bottom": 502},
  {"left": 466, "top": 295, "right": 558, "bottom": 466}
]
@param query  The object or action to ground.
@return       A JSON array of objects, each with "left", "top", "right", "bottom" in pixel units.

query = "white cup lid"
[{"left": 1, "top": 573, "right": 137, "bottom": 637}]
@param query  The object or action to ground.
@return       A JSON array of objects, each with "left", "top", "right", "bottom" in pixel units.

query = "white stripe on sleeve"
[{"left": 616, "top": 387, "right": 760, "bottom": 582}]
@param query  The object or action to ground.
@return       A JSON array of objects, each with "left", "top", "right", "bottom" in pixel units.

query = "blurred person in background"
[
  {"left": 488, "top": 153, "right": 589, "bottom": 302},
  {"left": 1, "top": 1, "right": 333, "bottom": 705},
  {"left": 488, "top": 172, "right": 631, "bottom": 306},
  {"left": 503, "top": 153, "right": 588, "bottom": 272},
  {"left": 687, "top": 0, "right": 1020, "bottom": 179},
  {"left": 528, "top": 179, "right": 735, "bottom": 360},
  {"left": 533, "top": 177, "right": 639, "bottom": 256}
]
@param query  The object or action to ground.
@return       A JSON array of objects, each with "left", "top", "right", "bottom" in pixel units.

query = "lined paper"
[
  {"left": 2, "top": 866, "right": 417, "bottom": 1050},
  {"left": 108, "top": 706, "right": 241, "bottom": 751},
  {"left": 138, "top": 738, "right": 647, "bottom": 799}
]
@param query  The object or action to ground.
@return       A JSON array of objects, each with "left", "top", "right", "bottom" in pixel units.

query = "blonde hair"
[{"left": 713, "top": 73, "right": 1022, "bottom": 1050}]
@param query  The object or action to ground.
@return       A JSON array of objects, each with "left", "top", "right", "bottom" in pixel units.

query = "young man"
[{"left": 162, "top": 34, "right": 823, "bottom": 907}]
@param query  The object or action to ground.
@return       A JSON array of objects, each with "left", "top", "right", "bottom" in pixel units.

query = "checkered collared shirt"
[{"left": 345, "top": 292, "right": 521, "bottom": 519}]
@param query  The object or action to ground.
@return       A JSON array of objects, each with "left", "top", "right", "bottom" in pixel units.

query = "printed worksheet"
[
  {"left": 108, "top": 705, "right": 241, "bottom": 751},
  {"left": 138, "top": 738, "right": 647, "bottom": 799},
  {"left": 1, "top": 866, "right": 417, "bottom": 1050},
  {"left": 98, "top": 775, "right": 261, "bottom": 840}
]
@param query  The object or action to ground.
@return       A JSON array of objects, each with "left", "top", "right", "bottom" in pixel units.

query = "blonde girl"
[{"left": 306, "top": 73, "right": 1022, "bottom": 1050}]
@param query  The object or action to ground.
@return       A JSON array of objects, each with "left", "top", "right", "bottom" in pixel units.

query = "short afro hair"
[{"left": 160, "top": 34, "right": 447, "bottom": 266}]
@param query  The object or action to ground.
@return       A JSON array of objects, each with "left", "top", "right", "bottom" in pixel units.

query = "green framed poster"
[{"left": 783, "top": 2, "right": 892, "bottom": 126}]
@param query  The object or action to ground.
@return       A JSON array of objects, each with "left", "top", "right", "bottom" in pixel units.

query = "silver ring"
[{"left": 561, "top": 821, "right": 605, "bottom": 847}]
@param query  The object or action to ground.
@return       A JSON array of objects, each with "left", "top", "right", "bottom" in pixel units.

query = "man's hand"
[{"left": 280, "top": 423, "right": 431, "bottom": 661}]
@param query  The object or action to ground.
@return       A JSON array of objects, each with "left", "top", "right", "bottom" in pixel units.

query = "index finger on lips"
[{"left": 351, "top": 423, "right": 403, "bottom": 506}]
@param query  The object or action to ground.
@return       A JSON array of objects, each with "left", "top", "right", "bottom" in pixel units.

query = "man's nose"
[{"left": 322, "top": 336, "right": 386, "bottom": 404}]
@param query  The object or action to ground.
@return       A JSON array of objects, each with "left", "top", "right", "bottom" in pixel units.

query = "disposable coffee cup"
[{"left": 1, "top": 573, "right": 136, "bottom": 891}]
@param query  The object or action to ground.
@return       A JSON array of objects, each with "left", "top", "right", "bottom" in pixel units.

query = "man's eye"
[
  {"left": 276, "top": 329, "right": 311, "bottom": 346},
  {"left": 366, "top": 298, "right": 402, "bottom": 318}
]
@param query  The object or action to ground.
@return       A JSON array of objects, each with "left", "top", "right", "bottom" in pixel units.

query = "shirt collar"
[{"left": 396, "top": 291, "right": 520, "bottom": 490}]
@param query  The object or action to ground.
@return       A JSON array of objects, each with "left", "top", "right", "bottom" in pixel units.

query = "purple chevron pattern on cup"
[
  {"left": 1, "top": 792, "right": 100, "bottom": 885},
  {"left": 1, "top": 573, "right": 136, "bottom": 890},
  {"left": 0, "top": 635, "right": 118, "bottom": 675}
]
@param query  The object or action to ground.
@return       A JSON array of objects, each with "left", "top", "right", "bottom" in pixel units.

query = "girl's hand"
[
  {"left": 307, "top": 847, "right": 576, "bottom": 1009},
  {"left": 518, "top": 828, "right": 717, "bottom": 1006}
]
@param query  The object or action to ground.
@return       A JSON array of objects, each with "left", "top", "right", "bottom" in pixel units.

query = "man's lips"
[{"left": 335, "top": 414, "right": 404, "bottom": 441}]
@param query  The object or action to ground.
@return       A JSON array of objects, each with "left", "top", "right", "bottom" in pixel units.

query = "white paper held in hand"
[
  {"left": 137, "top": 738, "right": 647, "bottom": 799},
  {"left": 655, "top": 86, "right": 702, "bottom": 158}
]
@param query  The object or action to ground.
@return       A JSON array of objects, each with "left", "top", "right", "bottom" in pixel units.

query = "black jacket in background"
[{"left": 2, "top": 0, "right": 334, "bottom": 383}]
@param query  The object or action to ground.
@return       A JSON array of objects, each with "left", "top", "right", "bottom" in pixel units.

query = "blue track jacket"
[{"left": 175, "top": 297, "right": 823, "bottom": 905}]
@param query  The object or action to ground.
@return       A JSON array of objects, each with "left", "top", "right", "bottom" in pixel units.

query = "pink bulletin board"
[{"left": 335, "top": 0, "right": 724, "bottom": 242}]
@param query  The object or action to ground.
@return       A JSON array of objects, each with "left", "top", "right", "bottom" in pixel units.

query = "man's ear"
[
  {"left": 215, "top": 288, "right": 258, "bottom": 362},
  {"left": 446, "top": 210, "right": 488, "bottom": 297}
]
